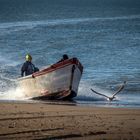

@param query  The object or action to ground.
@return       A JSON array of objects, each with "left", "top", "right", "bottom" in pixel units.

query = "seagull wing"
[
  {"left": 112, "top": 81, "right": 126, "bottom": 98},
  {"left": 91, "top": 88, "right": 110, "bottom": 99}
]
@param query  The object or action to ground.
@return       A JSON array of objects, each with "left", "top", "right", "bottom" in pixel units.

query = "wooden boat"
[{"left": 18, "top": 58, "right": 83, "bottom": 100}]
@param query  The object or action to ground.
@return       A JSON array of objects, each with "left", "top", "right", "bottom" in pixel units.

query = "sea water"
[{"left": 0, "top": 0, "right": 140, "bottom": 108}]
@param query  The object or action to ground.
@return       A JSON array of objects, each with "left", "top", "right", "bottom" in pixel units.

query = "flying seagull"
[{"left": 91, "top": 81, "right": 126, "bottom": 101}]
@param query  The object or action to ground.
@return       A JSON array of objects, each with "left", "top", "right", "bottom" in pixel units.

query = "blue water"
[{"left": 0, "top": 0, "right": 140, "bottom": 108}]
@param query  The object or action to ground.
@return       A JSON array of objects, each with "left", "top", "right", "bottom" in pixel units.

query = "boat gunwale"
[{"left": 33, "top": 58, "right": 83, "bottom": 78}]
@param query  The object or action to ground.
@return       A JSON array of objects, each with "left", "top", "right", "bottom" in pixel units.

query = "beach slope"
[{"left": 0, "top": 102, "right": 140, "bottom": 139}]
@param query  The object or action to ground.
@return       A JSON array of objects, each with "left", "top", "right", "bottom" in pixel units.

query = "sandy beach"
[{"left": 0, "top": 102, "right": 140, "bottom": 140}]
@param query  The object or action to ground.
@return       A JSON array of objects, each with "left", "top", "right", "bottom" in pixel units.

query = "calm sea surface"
[{"left": 0, "top": 0, "right": 140, "bottom": 108}]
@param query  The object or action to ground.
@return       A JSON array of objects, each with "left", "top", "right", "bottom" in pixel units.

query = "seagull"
[{"left": 91, "top": 81, "right": 126, "bottom": 101}]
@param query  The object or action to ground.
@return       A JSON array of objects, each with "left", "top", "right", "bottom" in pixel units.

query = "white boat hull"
[{"left": 18, "top": 58, "right": 83, "bottom": 100}]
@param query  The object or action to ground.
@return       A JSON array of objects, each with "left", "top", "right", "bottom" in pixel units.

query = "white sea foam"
[
  {"left": 76, "top": 81, "right": 113, "bottom": 101},
  {"left": 0, "top": 87, "right": 26, "bottom": 100}
]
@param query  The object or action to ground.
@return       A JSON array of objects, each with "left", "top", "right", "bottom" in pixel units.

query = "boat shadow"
[{"left": 31, "top": 97, "right": 77, "bottom": 106}]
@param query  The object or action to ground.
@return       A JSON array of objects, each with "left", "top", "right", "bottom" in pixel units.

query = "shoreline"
[
  {"left": 0, "top": 102, "right": 140, "bottom": 139},
  {"left": 0, "top": 99, "right": 140, "bottom": 109}
]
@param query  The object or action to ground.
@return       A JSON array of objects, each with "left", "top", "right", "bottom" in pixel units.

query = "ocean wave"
[
  {"left": 0, "top": 53, "right": 21, "bottom": 67},
  {"left": 0, "top": 14, "right": 140, "bottom": 30}
]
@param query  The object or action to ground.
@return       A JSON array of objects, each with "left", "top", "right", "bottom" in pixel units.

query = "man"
[
  {"left": 57, "top": 54, "right": 69, "bottom": 63},
  {"left": 21, "top": 54, "right": 39, "bottom": 77}
]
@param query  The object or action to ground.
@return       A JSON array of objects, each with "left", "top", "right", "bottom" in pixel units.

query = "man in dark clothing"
[
  {"left": 57, "top": 54, "right": 69, "bottom": 63},
  {"left": 21, "top": 54, "right": 39, "bottom": 77}
]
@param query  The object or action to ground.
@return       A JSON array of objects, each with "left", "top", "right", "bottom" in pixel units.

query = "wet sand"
[{"left": 0, "top": 102, "right": 140, "bottom": 140}]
